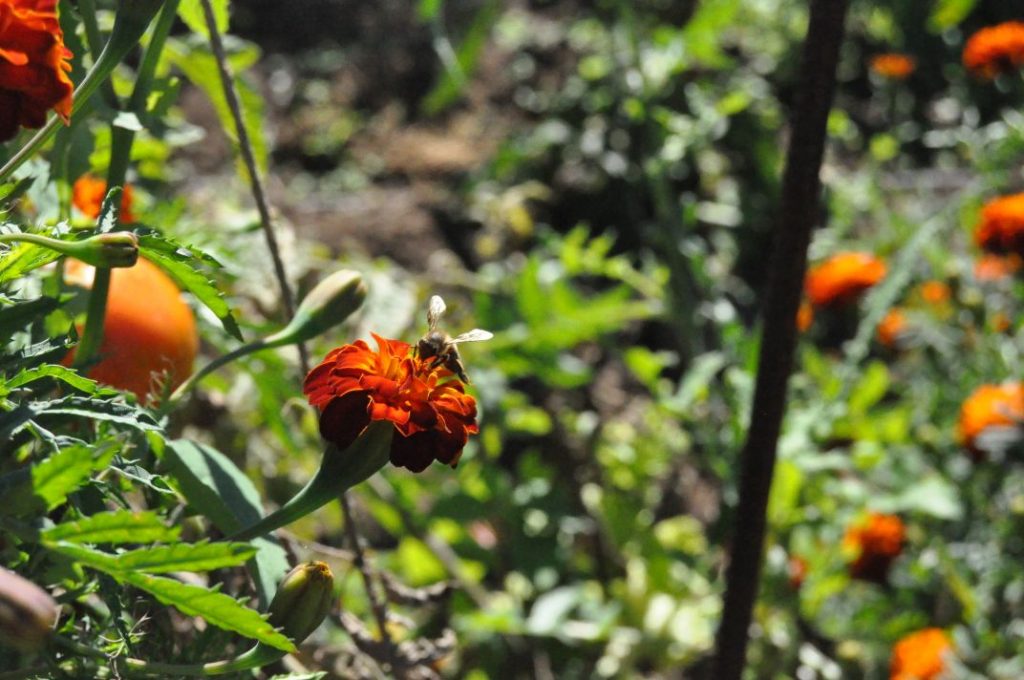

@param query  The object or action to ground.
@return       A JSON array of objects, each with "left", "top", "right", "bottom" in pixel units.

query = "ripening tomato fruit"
[{"left": 64, "top": 257, "right": 198, "bottom": 401}]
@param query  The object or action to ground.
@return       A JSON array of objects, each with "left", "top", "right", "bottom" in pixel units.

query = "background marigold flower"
[
  {"left": 890, "top": 628, "right": 953, "bottom": 680},
  {"left": 958, "top": 383, "right": 1024, "bottom": 454},
  {"left": 843, "top": 513, "right": 905, "bottom": 583},
  {"left": 805, "top": 252, "right": 887, "bottom": 308},
  {"left": 796, "top": 301, "right": 814, "bottom": 332},
  {"left": 975, "top": 193, "right": 1024, "bottom": 256},
  {"left": 918, "top": 281, "right": 950, "bottom": 305},
  {"left": 304, "top": 333, "right": 479, "bottom": 472},
  {"left": 963, "top": 21, "right": 1024, "bottom": 78},
  {"left": 974, "top": 253, "right": 1022, "bottom": 281},
  {"left": 870, "top": 53, "right": 916, "bottom": 80},
  {"left": 876, "top": 308, "right": 909, "bottom": 348},
  {"left": 72, "top": 174, "right": 136, "bottom": 223},
  {"left": 0, "top": 0, "right": 73, "bottom": 142},
  {"left": 787, "top": 555, "right": 808, "bottom": 590}
]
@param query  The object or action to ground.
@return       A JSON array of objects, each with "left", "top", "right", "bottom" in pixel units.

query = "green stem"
[
  {"left": 122, "top": 642, "right": 283, "bottom": 677},
  {"left": 229, "top": 422, "right": 393, "bottom": 542},
  {"left": 74, "top": 0, "right": 181, "bottom": 367},
  {"left": 166, "top": 339, "right": 269, "bottom": 405},
  {"left": 77, "top": 0, "right": 122, "bottom": 109}
]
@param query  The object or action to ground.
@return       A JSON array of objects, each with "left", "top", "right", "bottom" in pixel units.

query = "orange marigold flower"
[
  {"left": 919, "top": 281, "right": 950, "bottom": 305},
  {"left": 0, "top": 0, "right": 73, "bottom": 142},
  {"left": 870, "top": 53, "right": 916, "bottom": 80},
  {"left": 304, "top": 333, "right": 479, "bottom": 472},
  {"left": 890, "top": 628, "right": 953, "bottom": 680},
  {"left": 974, "top": 253, "right": 1022, "bottom": 281},
  {"left": 877, "top": 308, "right": 909, "bottom": 348},
  {"left": 975, "top": 193, "right": 1024, "bottom": 256},
  {"left": 805, "top": 252, "right": 887, "bottom": 308},
  {"left": 963, "top": 21, "right": 1024, "bottom": 78},
  {"left": 72, "top": 174, "right": 136, "bottom": 224},
  {"left": 958, "top": 383, "right": 1024, "bottom": 454},
  {"left": 843, "top": 513, "right": 905, "bottom": 583}
]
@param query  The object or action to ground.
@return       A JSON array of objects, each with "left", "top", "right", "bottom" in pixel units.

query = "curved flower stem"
[
  {"left": 197, "top": 0, "right": 307, "bottom": 374},
  {"left": 122, "top": 642, "right": 284, "bottom": 676},
  {"left": 229, "top": 422, "right": 393, "bottom": 542},
  {"left": 165, "top": 339, "right": 270, "bottom": 405},
  {"left": 709, "top": 2, "right": 849, "bottom": 679}
]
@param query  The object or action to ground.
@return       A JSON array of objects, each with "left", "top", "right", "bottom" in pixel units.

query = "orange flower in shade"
[
  {"left": 974, "top": 253, "right": 1022, "bottom": 281},
  {"left": 870, "top": 53, "right": 916, "bottom": 80},
  {"left": 890, "top": 628, "right": 953, "bottom": 680},
  {"left": 72, "top": 174, "right": 136, "bottom": 224},
  {"left": 877, "top": 308, "right": 909, "bottom": 348},
  {"left": 843, "top": 513, "right": 905, "bottom": 583},
  {"left": 0, "top": 0, "right": 73, "bottom": 142},
  {"left": 919, "top": 281, "right": 950, "bottom": 305},
  {"left": 975, "top": 194, "right": 1024, "bottom": 256},
  {"left": 304, "top": 334, "right": 479, "bottom": 472},
  {"left": 796, "top": 301, "right": 814, "bottom": 332},
  {"left": 963, "top": 21, "right": 1024, "bottom": 78},
  {"left": 805, "top": 252, "right": 887, "bottom": 308},
  {"left": 958, "top": 383, "right": 1024, "bottom": 454}
]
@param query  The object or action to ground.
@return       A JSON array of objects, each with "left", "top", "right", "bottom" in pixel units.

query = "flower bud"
[
  {"left": 265, "top": 270, "right": 367, "bottom": 348},
  {"left": 267, "top": 561, "right": 334, "bottom": 643},
  {"left": 70, "top": 232, "right": 140, "bottom": 268},
  {"left": 0, "top": 569, "right": 58, "bottom": 652}
]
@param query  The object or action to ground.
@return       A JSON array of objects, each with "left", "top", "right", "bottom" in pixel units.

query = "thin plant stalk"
[
  {"left": 74, "top": 0, "right": 181, "bottom": 367},
  {"left": 709, "top": 1, "right": 849, "bottom": 678},
  {"left": 197, "top": 0, "right": 308, "bottom": 374}
]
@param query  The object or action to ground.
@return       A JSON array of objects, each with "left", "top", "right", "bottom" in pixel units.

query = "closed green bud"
[
  {"left": 71, "top": 232, "right": 140, "bottom": 268},
  {"left": 268, "top": 561, "right": 335, "bottom": 643},
  {"left": 0, "top": 569, "right": 58, "bottom": 652},
  {"left": 265, "top": 270, "right": 367, "bottom": 348}
]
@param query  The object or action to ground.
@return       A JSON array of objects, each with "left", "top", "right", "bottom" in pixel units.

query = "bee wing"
[
  {"left": 451, "top": 329, "right": 494, "bottom": 344},
  {"left": 427, "top": 295, "right": 447, "bottom": 331}
]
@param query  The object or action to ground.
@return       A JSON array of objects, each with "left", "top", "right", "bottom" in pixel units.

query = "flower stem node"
[
  {"left": 265, "top": 269, "right": 367, "bottom": 348},
  {"left": 0, "top": 568, "right": 58, "bottom": 653},
  {"left": 268, "top": 561, "right": 335, "bottom": 644},
  {"left": 72, "top": 231, "right": 140, "bottom": 268}
]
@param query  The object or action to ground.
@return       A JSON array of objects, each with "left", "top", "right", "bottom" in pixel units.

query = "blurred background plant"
[{"left": 2, "top": 0, "right": 1023, "bottom": 678}]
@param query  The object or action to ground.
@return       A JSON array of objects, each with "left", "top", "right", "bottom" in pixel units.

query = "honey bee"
[{"left": 417, "top": 295, "right": 493, "bottom": 383}]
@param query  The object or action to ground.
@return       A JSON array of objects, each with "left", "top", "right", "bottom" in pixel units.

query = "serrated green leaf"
[
  {"left": 0, "top": 336, "right": 74, "bottom": 374},
  {"left": 121, "top": 572, "right": 295, "bottom": 652},
  {"left": 5, "top": 364, "right": 106, "bottom": 395},
  {"left": 44, "top": 542, "right": 296, "bottom": 652},
  {"left": 137, "top": 234, "right": 243, "bottom": 340},
  {"left": 112, "top": 541, "right": 256, "bottom": 573},
  {"left": 0, "top": 241, "right": 61, "bottom": 285},
  {"left": 0, "top": 442, "right": 116, "bottom": 515},
  {"left": 0, "top": 177, "right": 35, "bottom": 207},
  {"left": 164, "top": 440, "right": 289, "bottom": 608},
  {"left": 31, "top": 395, "right": 161, "bottom": 432},
  {"left": 43, "top": 510, "right": 180, "bottom": 544}
]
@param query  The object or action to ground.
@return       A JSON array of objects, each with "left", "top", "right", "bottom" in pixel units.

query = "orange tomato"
[{"left": 64, "top": 257, "right": 198, "bottom": 401}]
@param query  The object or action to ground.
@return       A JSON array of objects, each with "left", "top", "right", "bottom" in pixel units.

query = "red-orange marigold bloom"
[
  {"left": 796, "top": 301, "right": 814, "bottom": 332},
  {"left": 919, "top": 281, "right": 950, "bottom": 305},
  {"left": 72, "top": 174, "right": 136, "bottom": 224},
  {"left": 963, "top": 21, "right": 1024, "bottom": 78},
  {"left": 304, "top": 333, "right": 479, "bottom": 472},
  {"left": 958, "top": 383, "right": 1024, "bottom": 454},
  {"left": 890, "top": 628, "right": 953, "bottom": 680},
  {"left": 870, "top": 53, "right": 916, "bottom": 80},
  {"left": 843, "top": 513, "right": 905, "bottom": 583},
  {"left": 805, "top": 252, "right": 887, "bottom": 308},
  {"left": 974, "top": 253, "right": 1022, "bottom": 281},
  {"left": 0, "top": 0, "right": 73, "bottom": 142},
  {"left": 975, "top": 193, "right": 1024, "bottom": 256},
  {"left": 877, "top": 308, "right": 909, "bottom": 348}
]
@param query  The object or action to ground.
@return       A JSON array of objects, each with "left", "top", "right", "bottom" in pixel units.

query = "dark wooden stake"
[{"left": 709, "top": 1, "right": 849, "bottom": 678}]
